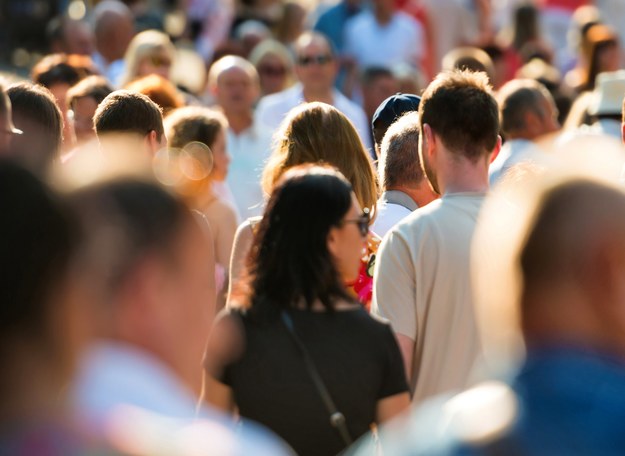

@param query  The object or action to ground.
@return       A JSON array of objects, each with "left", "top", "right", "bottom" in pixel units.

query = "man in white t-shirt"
[
  {"left": 255, "top": 31, "right": 371, "bottom": 151},
  {"left": 209, "top": 55, "right": 272, "bottom": 219},
  {"left": 344, "top": 0, "right": 424, "bottom": 70},
  {"left": 372, "top": 70, "right": 501, "bottom": 405}
]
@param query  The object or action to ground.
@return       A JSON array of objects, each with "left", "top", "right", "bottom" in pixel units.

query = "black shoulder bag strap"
[{"left": 280, "top": 311, "right": 353, "bottom": 448}]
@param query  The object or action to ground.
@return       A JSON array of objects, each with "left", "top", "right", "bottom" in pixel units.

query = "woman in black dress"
[{"left": 202, "top": 165, "right": 409, "bottom": 455}]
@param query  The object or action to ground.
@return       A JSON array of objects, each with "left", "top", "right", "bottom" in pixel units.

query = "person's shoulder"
[
  {"left": 257, "top": 85, "right": 300, "bottom": 109},
  {"left": 345, "top": 8, "right": 371, "bottom": 29},
  {"left": 394, "top": 10, "right": 422, "bottom": 30}
]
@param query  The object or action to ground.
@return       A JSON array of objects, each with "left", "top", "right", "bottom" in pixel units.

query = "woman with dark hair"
[{"left": 202, "top": 165, "right": 409, "bottom": 456}]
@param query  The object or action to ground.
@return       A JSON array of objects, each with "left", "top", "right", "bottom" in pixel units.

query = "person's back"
[{"left": 372, "top": 69, "right": 500, "bottom": 404}]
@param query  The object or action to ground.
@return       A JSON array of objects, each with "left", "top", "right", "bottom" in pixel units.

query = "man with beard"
[{"left": 372, "top": 69, "right": 500, "bottom": 405}]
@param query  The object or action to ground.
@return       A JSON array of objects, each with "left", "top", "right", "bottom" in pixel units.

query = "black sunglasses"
[
  {"left": 339, "top": 209, "right": 370, "bottom": 237},
  {"left": 297, "top": 54, "right": 333, "bottom": 67}
]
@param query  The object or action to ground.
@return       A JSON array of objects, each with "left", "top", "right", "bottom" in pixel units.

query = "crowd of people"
[{"left": 3, "top": 0, "right": 625, "bottom": 454}]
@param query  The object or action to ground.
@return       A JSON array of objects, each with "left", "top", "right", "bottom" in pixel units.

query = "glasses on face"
[
  {"left": 339, "top": 209, "right": 370, "bottom": 237},
  {"left": 297, "top": 54, "right": 332, "bottom": 67},
  {"left": 258, "top": 65, "right": 287, "bottom": 77},
  {"left": 149, "top": 55, "right": 172, "bottom": 68}
]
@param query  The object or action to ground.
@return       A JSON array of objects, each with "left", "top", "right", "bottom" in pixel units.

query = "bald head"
[
  {"left": 519, "top": 179, "right": 625, "bottom": 350},
  {"left": 209, "top": 56, "right": 259, "bottom": 116},
  {"left": 92, "top": 0, "right": 134, "bottom": 63}
]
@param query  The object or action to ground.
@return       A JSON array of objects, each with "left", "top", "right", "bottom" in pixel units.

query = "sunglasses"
[
  {"left": 149, "top": 55, "right": 172, "bottom": 68},
  {"left": 340, "top": 209, "right": 370, "bottom": 237},
  {"left": 258, "top": 65, "right": 287, "bottom": 76},
  {"left": 297, "top": 54, "right": 333, "bottom": 67}
]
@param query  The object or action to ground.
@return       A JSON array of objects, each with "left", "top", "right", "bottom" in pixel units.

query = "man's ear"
[
  {"left": 422, "top": 123, "right": 436, "bottom": 157},
  {"left": 145, "top": 130, "right": 160, "bottom": 154},
  {"left": 490, "top": 135, "right": 503, "bottom": 164},
  {"left": 621, "top": 122, "right": 625, "bottom": 145}
]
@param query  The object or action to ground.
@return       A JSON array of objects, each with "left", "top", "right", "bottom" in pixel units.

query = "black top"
[{"left": 220, "top": 307, "right": 409, "bottom": 456}]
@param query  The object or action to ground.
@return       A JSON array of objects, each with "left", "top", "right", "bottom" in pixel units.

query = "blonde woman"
[
  {"left": 228, "top": 102, "right": 378, "bottom": 307},
  {"left": 165, "top": 106, "right": 237, "bottom": 310},
  {"left": 120, "top": 29, "right": 176, "bottom": 88}
]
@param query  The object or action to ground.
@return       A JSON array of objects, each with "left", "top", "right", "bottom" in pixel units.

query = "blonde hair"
[
  {"left": 262, "top": 102, "right": 378, "bottom": 213},
  {"left": 121, "top": 30, "right": 175, "bottom": 87}
]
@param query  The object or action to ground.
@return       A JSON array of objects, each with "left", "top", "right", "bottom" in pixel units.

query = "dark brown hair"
[
  {"left": 419, "top": 70, "right": 499, "bottom": 161},
  {"left": 94, "top": 90, "right": 164, "bottom": 141}
]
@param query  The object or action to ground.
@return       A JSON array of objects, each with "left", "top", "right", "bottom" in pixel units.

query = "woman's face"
[
  {"left": 209, "top": 129, "right": 230, "bottom": 182},
  {"left": 327, "top": 195, "right": 368, "bottom": 284},
  {"left": 138, "top": 52, "right": 172, "bottom": 80},
  {"left": 257, "top": 54, "right": 288, "bottom": 96}
]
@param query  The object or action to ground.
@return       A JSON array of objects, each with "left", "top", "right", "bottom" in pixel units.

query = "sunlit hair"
[
  {"left": 208, "top": 55, "right": 259, "bottom": 89},
  {"left": 120, "top": 30, "right": 176, "bottom": 87},
  {"left": 244, "top": 164, "right": 355, "bottom": 318},
  {"left": 261, "top": 102, "right": 378, "bottom": 214},
  {"left": 125, "top": 74, "right": 184, "bottom": 114},
  {"left": 419, "top": 69, "right": 499, "bottom": 162},
  {"left": 67, "top": 75, "right": 113, "bottom": 109},
  {"left": 31, "top": 53, "right": 97, "bottom": 89},
  {"left": 165, "top": 105, "right": 227, "bottom": 150}
]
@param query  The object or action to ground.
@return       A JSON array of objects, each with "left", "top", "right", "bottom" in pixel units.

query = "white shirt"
[
  {"left": 344, "top": 10, "right": 424, "bottom": 69},
  {"left": 226, "top": 122, "right": 272, "bottom": 219},
  {"left": 73, "top": 341, "right": 290, "bottom": 455},
  {"left": 489, "top": 139, "right": 545, "bottom": 186},
  {"left": 255, "top": 83, "right": 373, "bottom": 151},
  {"left": 371, "top": 190, "right": 418, "bottom": 237}
]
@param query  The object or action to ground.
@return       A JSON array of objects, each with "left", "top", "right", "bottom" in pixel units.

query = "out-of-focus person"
[
  {"left": 0, "top": 159, "right": 92, "bottom": 453},
  {"left": 228, "top": 102, "right": 378, "bottom": 307},
  {"left": 7, "top": 83, "right": 63, "bottom": 176},
  {"left": 208, "top": 55, "right": 272, "bottom": 219},
  {"left": 91, "top": 0, "right": 135, "bottom": 87},
  {"left": 125, "top": 74, "right": 185, "bottom": 115},
  {"left": 248, "top": 39, "right": 294, "bottom": 97},
  {"left": 46, "top": 16, "right": 95, "bottom": 56},
  {"left": 490, "top": 79, "right": 559, "bottom": 186},
  {"left": 371, "top": 111, "right": 437, "bottom": 237},
  {"left": 255, "top": 32, "right": 372, "bottom": 151},
  {"left": 165, "top": 106, "right": 238, "bottom": 311},
  {"left": 66, "top": 76, "right": 113, "bottom": 146},
  {"left": 119, "top": 29, "right": 176, "bottom": 88},
  {"left": 360, "top": 67, "right": 398, "bottom": 148},
  {"left": 203, "top": 164, "right": 410, "bottom": 456},
  {"left": 441, "top": 47, "right": 495, "bottom": 85}
]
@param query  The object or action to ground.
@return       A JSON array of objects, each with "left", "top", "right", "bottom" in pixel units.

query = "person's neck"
[
  {"left": 439, "top": 150, "right": 490, "bottom": 195},
  {"left": 225, "top": 110, "right": 253, "bottom": 135},
  {"left": 302, "top": 86, "right": 334, "bottom": 105},
  {"left": 388, "top": 184, "right": 437, "bottom": 208}
]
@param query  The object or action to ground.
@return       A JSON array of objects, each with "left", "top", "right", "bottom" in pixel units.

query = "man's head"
[
  {"left": 0, "top": 82, "right": 21, "bottom": 156},
  {"left": 8, "top": 83, "right": 63, "bottom": 176},
  {"left": 47, "top": 17, "right": 95, "bottom": 56},
  {"left": 361, "top": 67, "right": 399, "bottom": 126},
  {"left": 293, "top": 32, "right": 338, "bottom": 95},
  {"left": 372, "top": 92, "right": 420, "bottom": 157},
  {"left": 498, "top": 79, "right": 559, "bottom": 141},
  {"left": 94, "top": 90, "right": 165, "bottom": 154},
  {"left": 67, "top": 76, "right": 113, "bottom": 144},
  {"left": 378, "top": 112, "right": 436, "bottom": 206},
  {"left": 418, "top": 70, "right": 500, "bottom": 194},
  {"left": 92, "top": 0, "right": 134, "bottom": 64},
  {"left": 518, "top": 179, "right": 625, "bottom": 353},
  {"left": 208, "top": 55, "right": 260, "bottom": 116},
  {"left": 69, "top": 179, "right": 214, "bottom": 394}
]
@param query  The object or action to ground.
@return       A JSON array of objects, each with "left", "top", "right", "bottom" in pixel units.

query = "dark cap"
[{"left": 371, "top": 93, "right": 421, "bottom": 147}]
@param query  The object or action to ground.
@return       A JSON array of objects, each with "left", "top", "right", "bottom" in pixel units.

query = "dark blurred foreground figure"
[
  {"left": 203, "top": 165, "right": 410, "bottom": 456},
  {"left": 0, "top": 160, "right": 91, "bottom": 453},
  {"left": 68, "top": 177, "right": 289, "bottom": 455},
  {"left": 353, "top": 176, "right": 625, "bottom": 455}
]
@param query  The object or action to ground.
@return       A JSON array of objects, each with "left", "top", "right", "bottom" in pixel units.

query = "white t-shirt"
[
  {"left": 226, "top": 123, "right": 272, "bottom": 219},
  {"left": 372, "top": 193, "right": 485, "bottom": 404},
  {"left": 370, "top": 190, "right": 418, "bottom": 238},
  {"left": 344, "top": 10, "right": 424, "bottom": 69}
]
